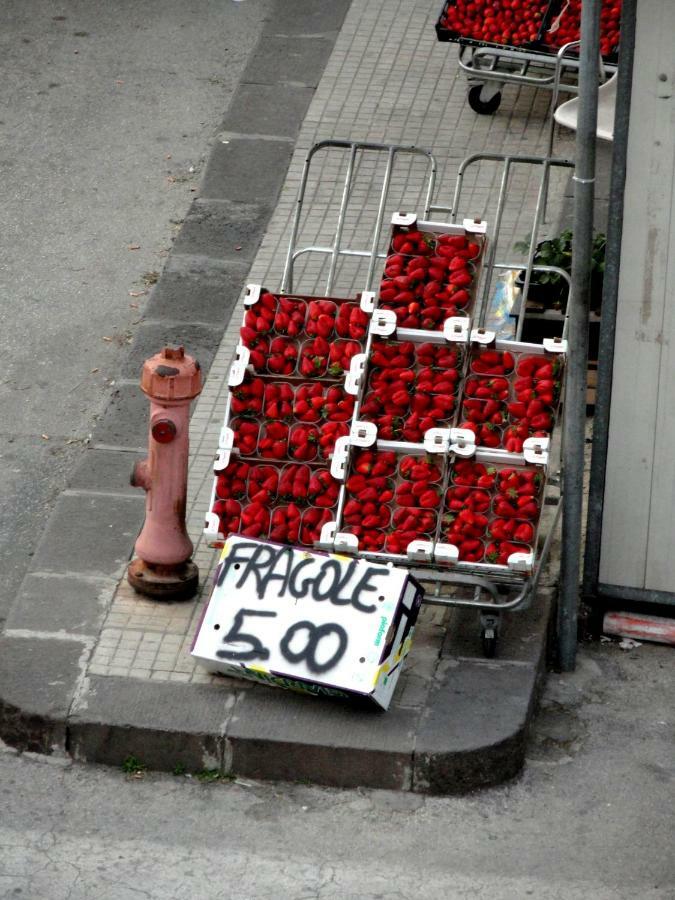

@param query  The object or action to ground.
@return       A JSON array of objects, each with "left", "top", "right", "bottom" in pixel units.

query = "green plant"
[
  {"left": 514, "top": 229, "right": 606, "bottom": 288},
  {"left": 173, "top": 762, "right": 187, "bottom": 776},
  {"left": 122, "top": 755, "right": 147, "bottom": 776}
]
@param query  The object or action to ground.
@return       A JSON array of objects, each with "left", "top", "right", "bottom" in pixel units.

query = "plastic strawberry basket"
[{"left": 435, "top": 0, "right": 556, "bottom": 54}]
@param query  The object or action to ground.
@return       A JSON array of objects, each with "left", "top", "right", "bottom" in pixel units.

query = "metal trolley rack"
[{"left": 205, "top": 140, "right": 573, "bottom": 657}]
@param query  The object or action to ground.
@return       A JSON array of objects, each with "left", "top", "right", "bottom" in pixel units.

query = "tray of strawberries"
[
  {"left": 539, "top": 0, "right": 621, "bottom": 63},
  {"left": 435, "top": 0, "right": 555, "bottom": 53},
  {"left": 378, "top": 214, "right": 486, "bottom": 331}
]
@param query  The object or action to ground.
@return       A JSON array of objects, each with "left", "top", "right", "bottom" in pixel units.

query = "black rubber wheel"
[
  {"left": 468, "top": 84, "right": 502, "bottom": 115},
  {"left": 482, "top": 631, "right": 497, "bottom": 658}
]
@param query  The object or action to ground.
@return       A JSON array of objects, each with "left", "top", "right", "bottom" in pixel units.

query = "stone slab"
[
  {"left": 200, "top": 140, "right": 294, "bottom": 203},
  {"left": 262, "top": 0, "right": 351, "bottom": 36},
  {"left": 29, "top": 493, "right": 144, "bottom": 579},
  {"left": 119, "top": 322, "right": 224, "bottom": 381},
  {"left": 90, "top": 384, "right": 149, "bottom": 449},
  {"left": 171, "top": 198, "right": 271, "bottom": 260},
  {"left": 242, "top": 36, "right": 336, "bottom": 88},
  {"left": 67, "top": 447, "right": 140, "bottom": 497},
  {"left": 0, "top": 635, "right": 83, "bottom": 753},
  {"left": 5, "top": 573, "right": 116, "bottom": 637},
  {"left": 413, "top": 659, "right": 541, "bottom": 794},
  {"left": 68, "top": 676, "right": 240, "bottom": 772},
  {"left": 143, "top": 257, "right": 250, "bottom": 324},
  {"left": 221, "top": 83, "right": 315, "bottom": 138},
  {"left": 226, "top": 684, "right": 421, "bottom": 791}
]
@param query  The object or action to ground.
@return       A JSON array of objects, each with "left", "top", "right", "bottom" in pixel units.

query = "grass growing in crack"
[
  {"left": 195, "top": 769, "right": 235, "bottom": 784},
  {"left": 141, "top": 271, "right": 159, "bottom": 286},
  {"left": 122, "top": 755, "right": 147, "bottom": 777},
  {"left": 173, "top": 762, "right": 187, "bottom": 776}
]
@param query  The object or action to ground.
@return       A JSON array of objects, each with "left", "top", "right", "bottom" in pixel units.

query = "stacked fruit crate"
[{"left": 205, "top": 214, "right": 566, "bottom": 580}]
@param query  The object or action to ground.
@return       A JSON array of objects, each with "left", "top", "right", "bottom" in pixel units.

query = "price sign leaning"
[{"left": 191, "top": 536, "right": 423, "bottom": 709}]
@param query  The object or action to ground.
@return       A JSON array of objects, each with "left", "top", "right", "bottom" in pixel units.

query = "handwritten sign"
[{"left": 191, "top": 536, "right": 423, "bottom": 709}]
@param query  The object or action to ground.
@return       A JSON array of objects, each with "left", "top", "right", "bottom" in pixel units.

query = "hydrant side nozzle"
[{"left": 131, "top": 458, "right": 150, "bottom": 491}]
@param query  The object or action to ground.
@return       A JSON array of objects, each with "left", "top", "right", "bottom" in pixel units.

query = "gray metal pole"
[
  {"left": 583, "top": 0, "right": 636, "bottom": 603},
  {"left": 559, "top": 0, "right": 602, "bottom": 670}
]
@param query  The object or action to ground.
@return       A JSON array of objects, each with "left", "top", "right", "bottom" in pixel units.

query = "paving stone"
[
  {"left": 200, "top": 140, "right": 294, "bottom": 203},
  {"left": 171, "top": 198, "right": 272, "bottom": 260},
  {"left": 413, "top": 659, "right": 540, "bottom": 794},
  {"left": 90, "top": 384, "right": 148, "bottom": 449},
  {"left": 242, "top": 36, "right": 336, "bottom": 88},
  {"left": 5, "top": 573, "right": 115, "bottom": 637},
  {"left": 222, "top": 83, "right": 314, "bottom": 138},
  {"left": 143, "top": 257, "right": 250, "bottom": 324},
  {"left": 0, "top": 635, "right": 83, "bottom": 753},
  {"left": 227, "top": 685, "right": 421, "bottom": 791},
  {"left": 68, "top": 676, "right": 236, "bottom": 772},
  {"left": 67, "top": 448, "right": 141, "bottom": 496},
  {"left": 262, "top": 0, "right": 351, "bottom": 36},
  {"left": 119, "top": 322, "right": 224, "bottom": 381},
  {"left": 29, "top": 494, "right": 144, "bottom": 579}
]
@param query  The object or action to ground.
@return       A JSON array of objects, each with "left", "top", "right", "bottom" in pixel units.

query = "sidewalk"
[{"left": 1, "top": 0, "right": 575, "bottom": 792}]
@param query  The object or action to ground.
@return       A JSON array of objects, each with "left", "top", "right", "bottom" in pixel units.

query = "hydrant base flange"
[{"left": 127, "top": 558, "right": 199, "bottom": 602}]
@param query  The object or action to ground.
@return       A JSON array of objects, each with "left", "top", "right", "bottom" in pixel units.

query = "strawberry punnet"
[
  {"left": 305, "top": 299, "right": 336, "bottom": 339},
  {"left": 269, "top": 503, "right": 302, "bottom": 543},
  {"left": 278, "top": 464, "right": 311, "bottom": 502},
  {"left": 485, "top": 540, "right": 531, "bottom": 566},
  {"left": 247, "top": 465, "right": 279, "bottom": 505},
  {"left": 336, "top": 302, "right": 369, "bottom": 340},
  {"left": 341, "top": 525, "right": 386, "bottom": 552},
  {"left": 318, "top": 421, "right": 349, "bottom": 459},
  {"left": 273, "top": 297, "right": 307, "bottom": 337},
  {"left": 328, "top": 340, "right": 361, "bottom": 377},
  {"left": 299, "top": 336, "right": 330, "bottom": 377},
  {"left": 258, "top": 421, "right": 289, "bottom": 460},
  {"left": 230, "top": 418, "right": 259, "bottom": 456},
  {"left": 230, "top": 374, "right": 264, "bottom": 416},
  {"left": 267, "top": 336, "right": 298, "bottom": 376},
  {"left": 263, "top": 382, "right": 294, "bottom": 420},
  {"left": 240, "top": 501, "right": 270, "bottom": 539},
  {"left": 300, "top": 507, "right": 334, "bottom": 546},
  {"left": 351, "top": 448, "right": 397, "bottom": 477},
  {"left": 212, "top": 498, "right": 242, "bottom": 539},
  {"left": 288, "top": 423, "right": 319, "bottom": 462},
  {"left": 241, "top": 291, "right": 277, "bottom": 340},
  {"left": 308, "top": 469, "right": 339, "bottom": 508},
  {"left": 215, "top": 461, "right": 250, "bottom": 500}
]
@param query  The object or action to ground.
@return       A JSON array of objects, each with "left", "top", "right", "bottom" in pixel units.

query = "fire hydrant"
[{"left": 127, "top": 346, "right": 203, "bottom": 600}]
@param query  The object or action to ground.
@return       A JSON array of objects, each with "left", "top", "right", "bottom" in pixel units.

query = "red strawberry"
[
  {"left": 335, "top": 302, "right": 369, "bottom": 340},
  {"left": 318, "top": 421, "right": 349, "bottom": 459},
  {"left": 328, "top": 339, "right": 361, "bottom": 377},
  {"left": 267, "top": 336, "right": 298, "bottom": 376},
  {"left": 269, "top": 503, "right": 302, "bottom": 543},
  {"left": 300, "top": 507, "right": 334, "bottom": 546},
  {"left": 230, "top": 374, "right": 265, "bottom": 416},
  {"left": 351, "top": 449, "right": 397, "bottom": 477}
]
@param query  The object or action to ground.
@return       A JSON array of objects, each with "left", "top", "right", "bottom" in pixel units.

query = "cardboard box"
[{"left": 192, "top": 536, "right": 423, "bottom": 710}]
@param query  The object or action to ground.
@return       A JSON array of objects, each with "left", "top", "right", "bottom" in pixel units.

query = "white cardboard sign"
[{"left": 192, "top": 536, "right": 423, "bottom": 709}]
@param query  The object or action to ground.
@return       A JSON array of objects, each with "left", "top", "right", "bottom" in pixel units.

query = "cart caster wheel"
[
  {"left": 468, "top": 85, "right": 502, "bottom": 115},
  {"left": 482, "top": 629, "right": 497, "bottom": 658}
]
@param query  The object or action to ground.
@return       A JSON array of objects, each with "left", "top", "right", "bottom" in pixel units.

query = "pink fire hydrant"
[{"left": 128, "top": 346, "right": 203, "bottom": 600}]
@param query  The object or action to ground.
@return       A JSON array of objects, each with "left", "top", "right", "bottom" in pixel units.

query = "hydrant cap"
[{"left": 140, "top": 346, "right": 203, "bottom": 401}]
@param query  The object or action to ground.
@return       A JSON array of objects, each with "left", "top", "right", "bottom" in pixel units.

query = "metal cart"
[{"left": 212, "top": 139, "right": 573, "bottom": 658}]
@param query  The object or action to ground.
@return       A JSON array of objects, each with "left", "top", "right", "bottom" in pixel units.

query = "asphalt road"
[
  {"left": 1, "top": 642, "right": 673, "bottom": 899},
  {"left": 0, "top": 0, "right": 267, "bottom": 622}
]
